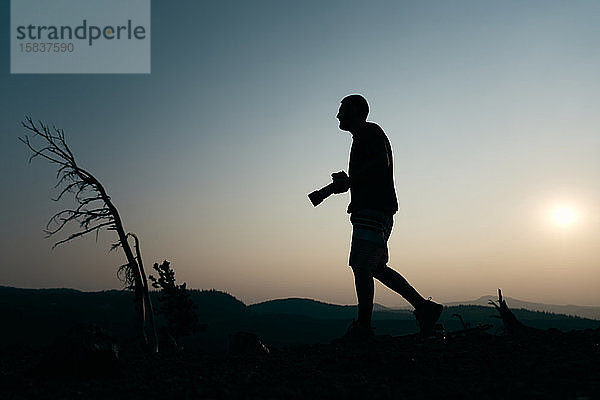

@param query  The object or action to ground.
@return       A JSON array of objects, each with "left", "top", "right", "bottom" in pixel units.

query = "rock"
[
  {"left": 34, "top": 323, "right": 120, "bottom": 378},
  {"left": 228, "top": 332, "right": 270, "bottom": 356}
]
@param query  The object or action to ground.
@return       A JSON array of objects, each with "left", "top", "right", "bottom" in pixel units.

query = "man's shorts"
[{"left": 349, "top": 209, "right": 394, "bottom": 273}]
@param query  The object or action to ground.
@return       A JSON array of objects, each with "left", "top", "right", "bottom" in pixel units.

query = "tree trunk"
[
  {"left": 130, "top": 233, "right": 158, "bottom": 353},
  {"left": 99, "top": 188, "right": 151, "bottom": 349}
]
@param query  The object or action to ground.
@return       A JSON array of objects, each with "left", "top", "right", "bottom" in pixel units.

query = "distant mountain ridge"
[
  {"left": 445, "top": 295, "right": 600, "bottom": 320},
  {"left": 2, "top": 286, "right": 598, "bottom": 320},
  {"left": 247, "top": 294, "right": 600, "bottom": 321},
  {"left": 248, "top": 297, "right": 400, "bottom": 319}
]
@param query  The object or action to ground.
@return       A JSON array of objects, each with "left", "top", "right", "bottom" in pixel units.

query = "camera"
[
  {"left": 308, "top": 171, "right": 349, "bottom": 207},
  {"left": 308, "top": 183, "right": 335, "bottom": 207}
]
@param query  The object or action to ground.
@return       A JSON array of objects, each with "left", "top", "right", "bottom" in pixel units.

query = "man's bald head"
[{"left": 337, "top": 94, "right": 369, "bottom": 132}]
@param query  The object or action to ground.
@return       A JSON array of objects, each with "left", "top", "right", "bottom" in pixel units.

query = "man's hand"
[{"left": 331, "top": 170, "right": 350, "bottom": 193}]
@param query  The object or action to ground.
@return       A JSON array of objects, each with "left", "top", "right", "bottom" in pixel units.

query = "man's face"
[{"left": 336, "top": 102, "right": 358, "bottom": 132}]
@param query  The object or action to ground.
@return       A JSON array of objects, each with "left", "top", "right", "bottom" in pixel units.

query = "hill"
[
  {"left": 1, "top": 286, "right": 599, "bottom": 351},
  {"left": 248, "top": 297, "right": 399, "bottom": 318}
]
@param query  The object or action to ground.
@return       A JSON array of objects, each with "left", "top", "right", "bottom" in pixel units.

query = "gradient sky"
[{"left": 1, "top": 1, "right": 599, "bottom": 307}]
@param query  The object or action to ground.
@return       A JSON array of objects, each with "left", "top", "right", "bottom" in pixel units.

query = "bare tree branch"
[
  {"left": 20, "top": 117, "right": 158, "bottom": 352},
  {"left": 51, "top": 221, "right": 114, "bottom": 249}
]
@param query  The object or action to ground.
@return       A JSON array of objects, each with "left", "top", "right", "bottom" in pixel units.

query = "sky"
[{"left": 1, "top": 0, "right": 599, "bottom": 307}]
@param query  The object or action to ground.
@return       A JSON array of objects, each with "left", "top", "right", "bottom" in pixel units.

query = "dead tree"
[
  {"left": 489, "top": 288, "right": 528, "bottom": 334},
  {"left": 19, "top": 117, "right": 158, "bottom": 352}
]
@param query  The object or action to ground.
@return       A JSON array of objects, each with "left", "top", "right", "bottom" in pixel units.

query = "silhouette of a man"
[{"left": 331, "top": 94, "right": 443, "bottom": 338}]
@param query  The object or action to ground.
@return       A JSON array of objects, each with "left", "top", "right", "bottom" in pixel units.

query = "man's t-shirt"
[{"left": 347, "top": 121, "right": 398, "bottom": 215}]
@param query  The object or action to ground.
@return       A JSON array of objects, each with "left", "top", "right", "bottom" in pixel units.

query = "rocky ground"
[{"left": 1, "top": 326, "right": 599, "bottom": 400}]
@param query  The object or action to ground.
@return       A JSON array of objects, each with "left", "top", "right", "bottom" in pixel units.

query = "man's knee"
[{"left": 371, "top": 263, "right": 387, "bottom": 279}]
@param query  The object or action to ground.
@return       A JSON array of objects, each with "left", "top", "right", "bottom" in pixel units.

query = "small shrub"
[{"left": 148, "top": 260, "right": 203, "bottom": 342}]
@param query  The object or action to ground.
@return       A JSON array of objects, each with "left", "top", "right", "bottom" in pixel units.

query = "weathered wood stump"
[{"left": 488, "top": 288, "right": 534, "bottom": 335}]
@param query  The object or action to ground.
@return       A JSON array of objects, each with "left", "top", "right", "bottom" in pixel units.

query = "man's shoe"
[
  {"left": 334, "top": 320, "right": 374, "bottom": 343},
  {"left": 413, "top": 300, "right": 443, "bottom": 337}
]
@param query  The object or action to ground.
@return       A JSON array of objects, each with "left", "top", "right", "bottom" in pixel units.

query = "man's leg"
[
  {"left": 373, "top": 264, "right": 443, "bottom": 336},
  {"left": 351, "top": 265, "right": 374, "bottom": 329},
  {"left": 349, "top": 233, "right": 383, "bottom": 330},
  {"left": 371, "top": 213, "right": 428, "bottom": 309},
  {"left": 372, "top": 265, "right": 426, "bottom": 309},
  {"left": 348, "top": 211, "right": 395, "bottom": 330}
]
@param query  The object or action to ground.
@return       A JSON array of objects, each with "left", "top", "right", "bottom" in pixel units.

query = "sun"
[{"left": 552, "top": 207, "right": 576, "bottom": 227}]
